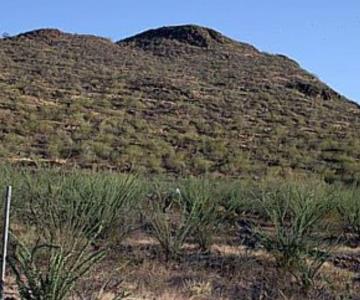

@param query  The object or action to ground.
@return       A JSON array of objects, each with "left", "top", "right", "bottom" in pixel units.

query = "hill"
[{"left": 1, "top": 25, "right": 360, "bottom": 182}]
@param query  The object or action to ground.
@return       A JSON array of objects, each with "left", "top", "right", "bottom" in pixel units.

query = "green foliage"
[
  {"left": 1, "top": 26, "right": 360, "bottom": 182},
  {"left": 178, "top": 178, "right": 219, "bottom": 251},
  {"left": 3, "top": 167, "right": 143, "bottom": 299},
  {"left": 9, "top": 236, "right": 105, "bottom": 300},
  {"left": 146, "top": 183, "right": 188, "bottom": 259},
  {"left": 217, "top": 180, "right": 258, "bottom": 221},
  {"left": 255, "top": 182, "right": 335, "bottom": 289},
  {"left": 146, "top": 178, "right": 219, "bottom": 258},
  {"left": 22, "top": 170, "right": 145, "bottom": 241},
  {"left": 336, "top": 186, "right": 360, "bottom": 237},
  {"left": 2, "top": 165, "right": 360, "bottom": 297}
]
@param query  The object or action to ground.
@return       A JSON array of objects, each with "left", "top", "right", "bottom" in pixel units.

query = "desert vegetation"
[
  {"left": 1, "top": 24, "right": 360, "bottom": 300},
  {"left": 1, "top": 26, "right": 360, "bottom": 184},
  {"left": 0, "top": 165, "right": 359, "bottom": 299}
]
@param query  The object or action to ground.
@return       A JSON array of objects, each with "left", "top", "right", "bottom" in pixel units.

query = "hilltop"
[{"left": 0, "top": 25, "right": 360, "bottom": 182}]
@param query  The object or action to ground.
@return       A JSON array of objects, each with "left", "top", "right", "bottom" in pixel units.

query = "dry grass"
[
  {"left": 70, "top": 230, "right": 360, "bottom": 300},
  {"left": 4, "top": 226, "right": 360, "bottom": 299}
]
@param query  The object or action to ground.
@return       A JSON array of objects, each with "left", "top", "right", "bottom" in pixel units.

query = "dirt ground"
[
  {"left": 80, "top": 230, "right": 360, "bottom": 300},
  {"left": 3, "top": 230, "right": 360, "bottom": 300}
]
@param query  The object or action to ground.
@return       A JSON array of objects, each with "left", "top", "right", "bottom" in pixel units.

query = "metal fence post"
[{"left": 0, "top": 186, "right": 12, "bottom": 300}]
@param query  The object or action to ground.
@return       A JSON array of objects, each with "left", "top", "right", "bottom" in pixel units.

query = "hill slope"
[{"left": 0, "top": 25, "right": 360, "bottom": 181}]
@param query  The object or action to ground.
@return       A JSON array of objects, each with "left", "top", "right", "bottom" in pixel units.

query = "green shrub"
[
  {"left": 9, "top": 234, "right": 105, "bottom": 300},
  {"left": 3, "top": 167, "right": 142, "bottom": 299},
  {"left": 179, "top": 178, "right": 219, "bottom": 251},
  {"left": 146, "top": 182, "right": 187, "bottom": 259},
  {"left": 255, "top": 183, "right": 334, "bottom": 289},
  {"left": 146, "top": 178, "right": 219, "bottom": 258},
  {"left": 22, "top": 170, "right": 145, "bottom": 242},
  {"left": 217, "top": 180, "right": 259, "bottom": 221},
  {"left": 336, "top": 186, "right": 360, "bottom": 238}
]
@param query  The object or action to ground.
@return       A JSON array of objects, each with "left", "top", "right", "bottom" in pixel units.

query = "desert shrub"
[
  {"left": 218, "top": 178, "right": 295, "bottom": 221},
  {"left": 255, "top": 182, "right": 335, "bottom": 289},
  {"left": 145, "top": 183, "right": 183, "bottom": 259},
  {"left": 5, "top": 168, "right": 142, "bottom": 299},
  {"left": 217, "top": 180, "right": 259, "bottom": 221},
  {"left": 163, "top": 152, "right": 186, "bottom": 174},
  {"left": 336, "top": 186, "right": 360, "bottom": 238},
  {"left": 9, "top": 235, "right": 105, "bottom": 300},
  {"left": 0, "top": 165, "right": 32, "bottom": 216},
  {"left": 146, "top": 178, "right": 219, "bottom": 258},
  {"left": 179, "top": 178, "right": 219, "bottom": 251},
  {"left": 22, "top": 170, "right": 145, "bottom": 241},
  {"left": 191, "top": 156, "right": 212, "bottom": 175},
  {"left": 91, "top": 141, "right": 114, "bottom": 160}
]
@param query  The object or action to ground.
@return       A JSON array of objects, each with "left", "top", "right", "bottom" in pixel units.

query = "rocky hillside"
[{"left": 0, "top": 25, "right": 359, "bottom": 182}]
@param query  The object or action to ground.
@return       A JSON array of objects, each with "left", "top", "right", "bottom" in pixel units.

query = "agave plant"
[
  {"left": 9, "top": 235, "right": 105, "bottom": 300},
  {"left": 146, "top": 183, "right": 190, "bottom": 259},
  {"left": 178, "top": 178, "right": 219, "bottom": 251},
  {"left": 23, "top": 171, "right": 145, "bottom": 242},
  {"left": 255, "top": 182, "right": 334, "bottom": 289},
  {"left": 336, "top": 186, "right": 360, "bottom": 239},
  {"left": 7, "top": 169, "right": 144, "bottom": 299},
  {"left": 146, "top": 178, "right": 220, "bottom": 259}
]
